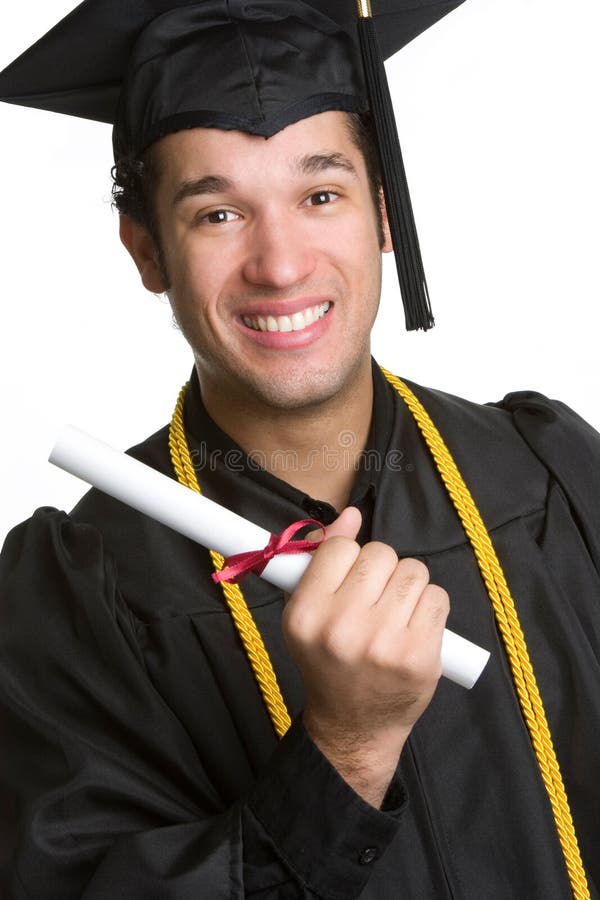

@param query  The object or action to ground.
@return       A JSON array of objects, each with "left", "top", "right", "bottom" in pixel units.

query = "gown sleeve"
[
  {"left": 0, "top": 508, "right": 402, "bottom": 900},
  {"left": 499, "top": 391, "right": 600, "bottom": 571}
]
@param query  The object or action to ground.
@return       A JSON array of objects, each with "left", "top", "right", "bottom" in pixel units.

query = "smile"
[{"left": 242, "top": 301, "right": 330, "bottom": 333}]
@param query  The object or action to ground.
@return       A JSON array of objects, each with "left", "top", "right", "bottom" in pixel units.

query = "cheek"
[
  {"left": 328, "top": 223, "right": 381, "bottom": 291},
  {"left": 326, "top": 205, "right": 380, "bottom": 258},
  {"left": 166, "top": 257, "right": 240, "bottom": 351},
  {"left": 173, "top": 228, "right": 243, "bottom": 295},
  {"left": 163, "top": 237, "right": 215, "bottom": 313}
]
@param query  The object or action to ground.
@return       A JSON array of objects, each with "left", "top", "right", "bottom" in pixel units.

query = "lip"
[
  {"left": 236, "top": 301, "right": 333, "bottom": 350},
  {"left": 236, "top": 296, "right": 332, "bottom": 319}
]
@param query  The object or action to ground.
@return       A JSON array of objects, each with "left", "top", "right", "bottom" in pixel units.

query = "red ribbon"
[{"left": 212, "top": 518, "right": 326, "bottom": 585}]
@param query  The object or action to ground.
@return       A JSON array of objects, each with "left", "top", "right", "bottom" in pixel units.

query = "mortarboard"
[{"left": 0, "top": 0, "right": 467, "bottom": 330}]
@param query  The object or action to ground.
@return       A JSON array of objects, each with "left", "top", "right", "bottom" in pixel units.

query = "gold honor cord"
[
  {"left": 380, "top": 369, "right": 590, "bottom": 900},
  {"left": 169, "top": 385, "right": 291, "bottom": 738},
  {"left": 169, "top": 375, "right": 589, "bottom": 899}
]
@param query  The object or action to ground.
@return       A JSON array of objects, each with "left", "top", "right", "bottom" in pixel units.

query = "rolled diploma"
[{"left": 50, "top": 425, "right": 490, "bottom": 689}]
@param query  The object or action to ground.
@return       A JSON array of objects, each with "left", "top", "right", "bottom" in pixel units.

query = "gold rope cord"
[
  {"left": 380, "top": 368, "right": 589, "bottom": 900},
  {"left": 169, "top": 384, "right": 291, "bottom": 739},
  {"left": 169, "top": 375, "right": 589, "bottom": 899}
]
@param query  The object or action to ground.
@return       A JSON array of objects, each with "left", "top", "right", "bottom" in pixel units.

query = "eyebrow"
[
  {"left": 294, "top": 152, "right": 357, "bottom": 177},
  {"left": 172, "top": 174, "right": 233, "bottom": 206},
  {"left": 172, "top": 152, "right": 357, "bottom": 206}
]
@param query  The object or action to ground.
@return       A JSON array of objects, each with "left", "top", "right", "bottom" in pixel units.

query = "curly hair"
[
  {"left": 112, "top": 148, "right": 161, "bottom": 240},
  {"left": 112, "top": 111, "right": 384, "bottom": 258}
]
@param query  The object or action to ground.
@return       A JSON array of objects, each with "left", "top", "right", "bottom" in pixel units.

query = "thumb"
[
  {"left": 307, "top": 506, "right": 362, "bottom": 543},
  {"left": 284, "top": 508, "right": 362, "bottom": 603}
]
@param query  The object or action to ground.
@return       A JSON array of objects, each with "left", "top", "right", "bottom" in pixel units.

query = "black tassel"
[{"left": 357, "top": 13, "right": 434, "bottom": 331}]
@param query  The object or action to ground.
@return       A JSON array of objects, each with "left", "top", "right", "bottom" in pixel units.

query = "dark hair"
[
  {"left": 111, "top": 110, "right": 384, "bottom": 249},
  {"left": 112, "top": 146, "right": 161, "bottom": 240}
]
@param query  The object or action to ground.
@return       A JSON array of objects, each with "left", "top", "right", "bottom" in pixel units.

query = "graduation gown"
[{"left": 1, "top": 363, "right": 599, "bottom": 899}]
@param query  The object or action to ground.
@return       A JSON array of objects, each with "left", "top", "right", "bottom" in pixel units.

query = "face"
[{"left": 140, "top": 111, "right": 391, "bottom": 413}]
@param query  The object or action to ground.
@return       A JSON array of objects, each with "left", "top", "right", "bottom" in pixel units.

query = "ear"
[
  {"left": 119, "top": 214, "right": 167, "bottom": 293},
  {"left": 379, "top": 191, "right": 393, "bottom": 254}
]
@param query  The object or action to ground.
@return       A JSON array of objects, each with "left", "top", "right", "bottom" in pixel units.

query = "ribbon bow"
[{"left": 212, "top": 518, "right": 326, "bottom": 585}]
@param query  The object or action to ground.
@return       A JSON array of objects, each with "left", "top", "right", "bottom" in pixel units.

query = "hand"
[{"left": 282, "top": 507, "right": 449, "bottom": 807}]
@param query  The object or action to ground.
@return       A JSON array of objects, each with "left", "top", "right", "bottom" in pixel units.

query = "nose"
[{"left": 242, "top": 211, "right": 317, "bottom": 288}]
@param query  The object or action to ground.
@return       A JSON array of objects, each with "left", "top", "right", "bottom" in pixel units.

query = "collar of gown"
[{"left": 180, "top": 361, "right": 550, "bottom": 557}]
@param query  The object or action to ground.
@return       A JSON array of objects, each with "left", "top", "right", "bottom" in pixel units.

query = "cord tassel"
[{"left": 357, "top": 11, "right": 433, "bottom": 331}]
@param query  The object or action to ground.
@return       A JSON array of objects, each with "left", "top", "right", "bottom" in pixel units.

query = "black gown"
[{"left": 1, "top": 363, "right": 599, "bottom": 899}]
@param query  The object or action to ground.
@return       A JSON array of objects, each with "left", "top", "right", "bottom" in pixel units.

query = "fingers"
[
  {"left": 299, "top": 534, "right": 430, "bottom": 617},
  {"left": 376, "top": 558, "right": 431, "bottom": 623},
  {"left": 292, "top": 528, "right": 449, "bottom": 673},
  {"left": 407, "top": 583, "right": 450, "bottom": 640},
  {"left": 377, "top": 559, "right": 449, "bottom": 652},
  {"left": 296, "top": 535, "right": 362, "bottom": 596},
  {"left": 285, "top": 540, "right": 450, "bottom": 760},
  {"left": 298, "top": 535, "right": 400, "bottom": 604},
  {"left": 334, "top": 541, "right": 401, "bottom": 609},
  {"left": 297, "top": 507, "right": 363, "bottom": 596}
]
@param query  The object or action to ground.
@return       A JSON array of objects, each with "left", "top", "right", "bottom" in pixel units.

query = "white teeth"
[
  {"left": 243, "top": 301, "right": 330, "bottom": 333},
  {"left": 291, "top": 311, "right": 306, "bottom": 331}
]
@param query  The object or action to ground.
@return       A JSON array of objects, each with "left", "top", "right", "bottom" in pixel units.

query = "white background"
[{"left": 1, "top": 0, "right": 599, "bottom": 544}]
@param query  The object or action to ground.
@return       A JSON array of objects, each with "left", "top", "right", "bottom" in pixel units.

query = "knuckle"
[
  {"left": 345, "top": 542, "right": 398, "bottom": 584},
  {"left": 399, "top": 651, "right": 439, "bottom": 688},
  {"left": 353, "top": 543, "right": 398, "bottom": 583},
  {"left": 351, "top": 556, "right": 372, "bottom": 583},
  {"left": 423, "top": 584, "right": 450, "bottom": 618},
  {"left": 390, "top": 575, "right": 416, "bottom": 603},
  {"left": 398, "top": 557, "right": 430, "bottom": 583},
  {"left": 425, "top": 583, "right": 449, "bottom": 602},
  {"left": 366, "top": 541, "right": 399, "bottom": 569},
  {"left": 367, "top": 634, "right": 395, "bottom": 669},
  {"left": 391, "top": 558, "right": 431, "bottom": 600},
  {"left": 399, "top": 647, "right": 425, "bottom": 678},
  {"left": 398, "top": 633, "right": 443, "bottom": 679},
  {"left": 282, "top": 601, "right": 318, "bottom": 644},
  {"left": 429, "top": 607, "right": 449, "bottom": 629},
  {"left": 320, "top": 621, "right": 360, "bottom": 664}
]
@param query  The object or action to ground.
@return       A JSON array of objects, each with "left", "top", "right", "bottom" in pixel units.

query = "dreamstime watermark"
[{"left": 190, "top": 430, "right": 414, "bottom": 474}]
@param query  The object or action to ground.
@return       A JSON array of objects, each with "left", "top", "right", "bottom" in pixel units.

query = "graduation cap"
[{"left": 0, "top": 0, "right": 467, "bottom": 330}]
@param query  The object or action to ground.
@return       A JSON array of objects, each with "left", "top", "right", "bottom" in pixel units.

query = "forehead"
[{"left": 153, "top": 110, "right": 361, "bottom": 182}]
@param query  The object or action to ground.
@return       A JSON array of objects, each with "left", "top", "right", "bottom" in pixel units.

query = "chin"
[
  {"left": 195, "top": 340, "right": 371, "bottom": 413},
  {"left": 241, "top": 362, "right": 362, "bottom": 412}
]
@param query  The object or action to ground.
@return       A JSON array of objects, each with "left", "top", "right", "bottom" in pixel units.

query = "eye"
[
  {"left": 198, "top": 209, "right": 239, "bottom": 225},
  {"left": 303, "top": 190, "right": 340, "bottom": 207}
]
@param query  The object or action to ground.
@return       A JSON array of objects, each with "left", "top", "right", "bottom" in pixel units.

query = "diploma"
[{"left": 50, "top": 425, "right": 490, "bottom": 689}]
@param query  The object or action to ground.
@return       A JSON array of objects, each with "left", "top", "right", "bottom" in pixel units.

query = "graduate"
[{"left": 1, "top": 2, "right": 599, "bottom": 898}]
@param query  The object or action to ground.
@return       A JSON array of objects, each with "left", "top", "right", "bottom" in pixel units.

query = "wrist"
[{"left": 302, "top": 712, "right": 410, "bottom": 808}]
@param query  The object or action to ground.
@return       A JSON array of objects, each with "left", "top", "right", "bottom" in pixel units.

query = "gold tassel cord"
[
  {"left": 169, "top": 376, "right": 589, "bottom": 899},
  {"left": 380, "top": 368, "right": 590, "bottom": 900},
  {"left": 169, "top": 384, "right": 291, "bottom": 739}
]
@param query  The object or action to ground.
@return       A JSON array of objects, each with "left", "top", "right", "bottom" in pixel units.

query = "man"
[{"left": 1, "top": 2, "right": 599, "bottom": 898}]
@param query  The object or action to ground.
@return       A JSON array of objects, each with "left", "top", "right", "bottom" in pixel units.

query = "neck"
[{"left": 199, "top": 361, "right": 374, "bottom": 511}]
